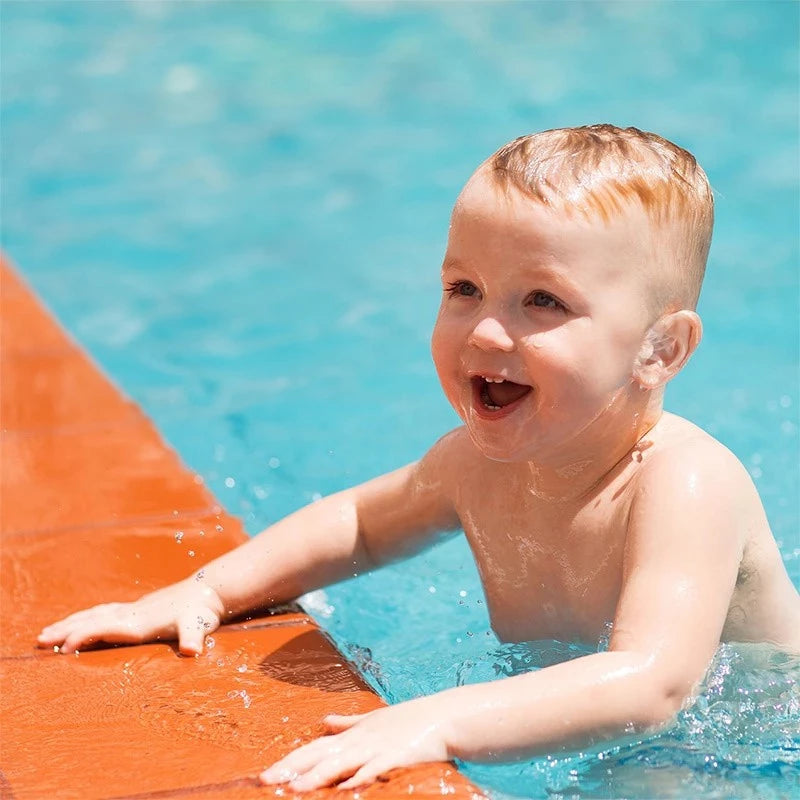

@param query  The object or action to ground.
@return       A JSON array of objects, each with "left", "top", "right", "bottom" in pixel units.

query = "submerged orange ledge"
[{"left": 0, "top": 257, "right": 484, "bottom": 800}]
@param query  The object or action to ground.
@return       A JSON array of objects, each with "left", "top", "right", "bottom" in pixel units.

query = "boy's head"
[
  {"left": 431, "top": 125, "right": 713, "bottom": 463},
  {"left": 487, "top": 124, "right": 714, "bottom": 312}
]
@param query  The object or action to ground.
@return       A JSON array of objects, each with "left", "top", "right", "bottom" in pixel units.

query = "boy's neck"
[{"left": 520, "top": 388, "right": 664, "bottom": 503}]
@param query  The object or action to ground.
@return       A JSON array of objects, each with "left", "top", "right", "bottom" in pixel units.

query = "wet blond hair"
[{"left": 488, "top": 124, "right": 714, "bottom": 311}]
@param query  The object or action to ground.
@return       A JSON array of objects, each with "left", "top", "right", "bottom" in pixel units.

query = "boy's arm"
[
  {"left": 38, "top": 433, "right": 461, "bottom": 654},
  {"left": 262, "top": 443, "right": 748, "bottom": 790},
  {"left": 194, "top": 431, "right": 462, "bottom": 617}
]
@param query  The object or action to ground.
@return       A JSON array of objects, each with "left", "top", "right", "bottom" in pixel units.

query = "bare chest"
[{"left": 457, "top": 495, "right": 630, "bottom": 645}]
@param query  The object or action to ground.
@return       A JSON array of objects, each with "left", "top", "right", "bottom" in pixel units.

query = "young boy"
[{"left": 39, "top": 125, "right": 800, "bottom": 791}]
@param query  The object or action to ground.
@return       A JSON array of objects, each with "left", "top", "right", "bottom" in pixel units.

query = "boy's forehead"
[{"left": 452, "top": 167, "right": 654, "bottom": 257}]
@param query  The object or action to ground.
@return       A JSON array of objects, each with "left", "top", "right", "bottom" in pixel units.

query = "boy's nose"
[{"left": 468, "top": 316, "right": 515, "bottom": 352}]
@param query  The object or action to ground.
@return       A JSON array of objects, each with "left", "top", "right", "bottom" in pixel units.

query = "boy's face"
[{"left": 431, "top": 169, "right": 660, "bottom": 463}]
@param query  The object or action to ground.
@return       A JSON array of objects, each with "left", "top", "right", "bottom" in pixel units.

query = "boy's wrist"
[
  {"left": 182, "top": 574, "right": 227, "bottom": 619},
  {"left": 409, "top": 689, "right": 469, "bottom": 762}
]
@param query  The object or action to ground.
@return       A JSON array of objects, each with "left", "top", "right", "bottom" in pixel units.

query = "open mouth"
[{"left": 472, "top": 376, "right": 532, "bottom": 417}]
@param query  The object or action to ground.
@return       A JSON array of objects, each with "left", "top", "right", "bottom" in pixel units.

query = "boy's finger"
[
  {"left": 60, "top": 627, "right": 98, "bottom": 654},
  {"left": 38, "top": 617, "right": 85, "bottom": 642},
  {"left": 260, "top": 737, "right": 335, "bottom": 784},
  {"left": 322, "top": 713, "right": 368, "bottom": 732},
  {"left": 37, "top": 627, "right": 64, "bottom": 645},
  {"left": 289, "top": 751, "right": 366, "bottom": 792},
  {"left": 338, "top": 757, "right": 394, "bottom": 789},
  {"left": 176, "top": 611, "right": 214, "bottom": 655},
  {"left": 38, "top": 604, "right": 121, "bottom": 643}
]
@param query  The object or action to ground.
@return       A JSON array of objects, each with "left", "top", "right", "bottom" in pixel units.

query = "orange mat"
[{"left": 0, "top": 257, "right": 484, "bottom": 800}]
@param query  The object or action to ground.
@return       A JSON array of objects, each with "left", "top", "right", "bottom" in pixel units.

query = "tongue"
[{"left": 486, "top": 380, "right": 531, "bottom": 407}]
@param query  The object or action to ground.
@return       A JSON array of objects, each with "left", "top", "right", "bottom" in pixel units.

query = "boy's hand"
[
  {"left": 260, "top": 696, "right": 452, "bottom": 791},
  {"left": 36, "top": 580, "right": 225, "bottom": 656}
]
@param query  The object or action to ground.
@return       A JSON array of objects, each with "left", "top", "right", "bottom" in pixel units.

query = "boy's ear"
[{"left": 634, "top": 310, "right": 703, "bottom": 389}]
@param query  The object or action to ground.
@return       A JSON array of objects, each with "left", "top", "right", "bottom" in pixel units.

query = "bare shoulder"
[
  {"left": 633, "top": 416, "right": 800, "bottom": 651},
  {"left": 636, "top": 413, "right": 761, "bottom": 517},
  {"left": 623, "top": 412, "right": 769, "bottom": 581}
]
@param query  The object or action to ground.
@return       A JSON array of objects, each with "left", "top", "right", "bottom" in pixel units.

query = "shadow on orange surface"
[{"left": 0, "top": 257, "right": 484, "bottom": 800}]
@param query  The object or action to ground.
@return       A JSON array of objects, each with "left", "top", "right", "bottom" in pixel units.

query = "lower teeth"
[
  {"left": 480, "top": 384, "right": 502, "bottom": 411},
  {"left": 480, "top": 383, "right": 503, "bottom": 411}
]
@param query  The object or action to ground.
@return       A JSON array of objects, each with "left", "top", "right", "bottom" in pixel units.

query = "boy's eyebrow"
[{"left": 441, "top": 257, "right": 467, "bottom": 273}]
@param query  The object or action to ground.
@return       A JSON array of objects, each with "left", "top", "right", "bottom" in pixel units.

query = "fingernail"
[{"left": 261, "top": 767, "right": 295, "bottom": 784}]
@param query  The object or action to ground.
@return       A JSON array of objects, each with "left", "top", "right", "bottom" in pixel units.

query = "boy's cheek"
[
  {"left": 434, "top": 371, "right": 467, "bottom": 420},
  {"left": 430, "top": 327, "right": 456, "bottom": 379},
  {"left": 429, "top": 318, "right": 449, "bottom": 361}
]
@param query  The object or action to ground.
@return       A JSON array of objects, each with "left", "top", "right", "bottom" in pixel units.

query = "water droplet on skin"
[
  {"left": 205, "top": 636, "right": 215, "bottom": 650},
  {"left": 195, "top": 569, "right": 205, "bottom": 581},
  {"left": 199, "top": 530, "right": 205, "bottom": 536},
  {"left": 188, "top": 550, "right": 195, "bottom": 557},
  {"left": 237, "top": 664, "right": 247, "bottom": 673},
  {"left": 175, "top": 531, "right": 184, "bottom": 543},
  {"left": 215, "top": 524, "right": 223, "bottom": 532},
  {"left": 281, "top": 716, "right": 289, "bottom": 723}
]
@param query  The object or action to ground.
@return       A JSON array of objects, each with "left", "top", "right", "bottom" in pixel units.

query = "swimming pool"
[{"left": 3, "top": 2, "right": 798, "bottom": 798}]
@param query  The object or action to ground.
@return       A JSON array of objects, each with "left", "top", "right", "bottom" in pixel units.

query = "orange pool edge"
[{"left": 0, "top": 255, "right": 485, "bottom": 800}]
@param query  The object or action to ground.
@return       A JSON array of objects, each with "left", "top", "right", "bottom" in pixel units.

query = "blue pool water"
[{"left": 3, "top": 2, "right": 798, "bottom": 798}]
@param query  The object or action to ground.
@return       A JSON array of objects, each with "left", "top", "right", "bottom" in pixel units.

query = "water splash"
[{"left": 458, "top": 642, "right": 800, "bottom": 800}]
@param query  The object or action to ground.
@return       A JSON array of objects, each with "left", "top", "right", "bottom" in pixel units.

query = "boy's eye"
[
  {"left": 445, "top": 280, "right": 479, "bottom": 298},
  {"left": 528, "top": 291, "right": 565, "bottom": 311}
]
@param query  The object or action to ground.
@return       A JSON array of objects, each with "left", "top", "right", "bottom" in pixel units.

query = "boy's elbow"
[
  {"left": 631, "top": 673, "right": 691, "bottom": 731},
  {"left": 646, "top": 686, "right": 685, "bottom": 728}
]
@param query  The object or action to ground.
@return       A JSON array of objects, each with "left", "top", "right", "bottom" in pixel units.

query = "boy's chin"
[{"left": 464, "top": 423, "right": 540, "bottom": 463}]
